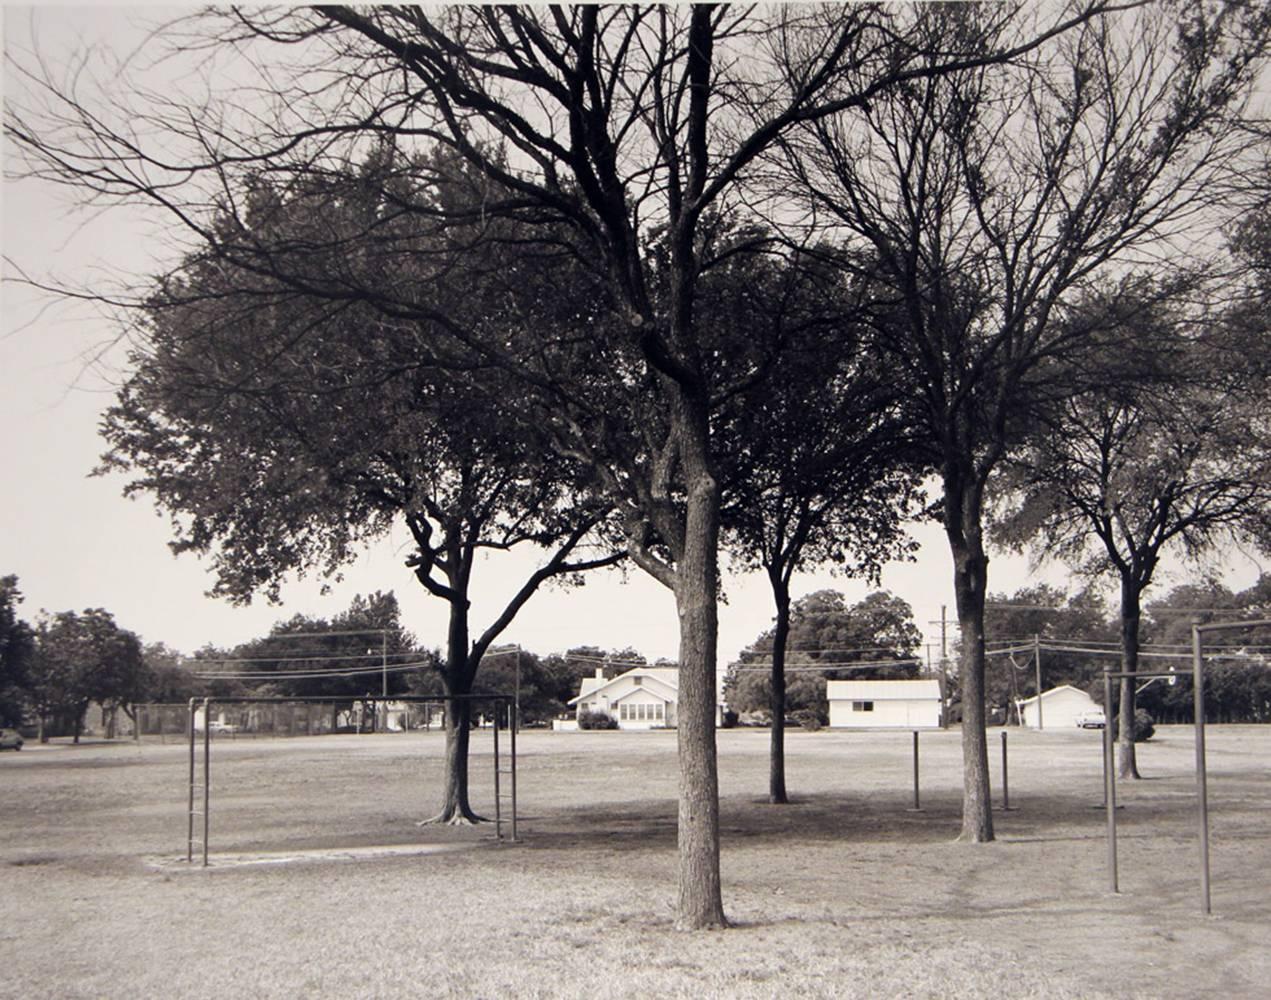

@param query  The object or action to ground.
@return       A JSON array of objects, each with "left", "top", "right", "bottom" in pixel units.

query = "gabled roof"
[
  {"left": 577, "top": 675, "right": 607, "bottom": 700},
  {"left": 826, "top": 679, "right": 942, "bottom": 701},
  {"left": 1015, "top": 684, "right": 1095, "bottom": 707},
  {"left": 568, "top": 667, "right": 679, "bottom": 706}
]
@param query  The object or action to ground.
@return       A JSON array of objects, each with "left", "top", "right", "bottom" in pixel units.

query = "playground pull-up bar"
[
  {"left": 185, "top": 693, "right": 518, "bottom": 867},
  {"left": 1102, "top": 617, "right": 1271, "bottom": 916}
]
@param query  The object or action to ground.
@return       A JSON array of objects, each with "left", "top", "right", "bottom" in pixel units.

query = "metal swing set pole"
[
  {"left": 180, "top": 693, "right": 519, "bottom": 865},
  {"left": 1094, "top": 615, "right": 1271, "bottom": 917}
]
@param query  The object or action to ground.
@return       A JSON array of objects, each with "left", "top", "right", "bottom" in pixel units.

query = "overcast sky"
[{"left": 2, "top": 5, "right": 1265, "bottom": 666}]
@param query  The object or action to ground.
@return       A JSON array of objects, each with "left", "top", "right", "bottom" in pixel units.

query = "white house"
[
  {"left": 568, "top": 667, "right": 721, "bottom": 730},
  {"left": 827, "top": 679, "right": 943, "bottom": 729},
  {"left": 1016, "top": 684, "right": 1100, "bottom": 729}
]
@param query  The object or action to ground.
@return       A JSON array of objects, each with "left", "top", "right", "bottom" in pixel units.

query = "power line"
[
  {"left": 193, "top": 659, "right": 435, "bottom": 680},
  {"left": 187, "top": 650, "right": 423, "bottom": 666},
  {"left": 730, "top": 657, "right": 923, "bottom": 673}
]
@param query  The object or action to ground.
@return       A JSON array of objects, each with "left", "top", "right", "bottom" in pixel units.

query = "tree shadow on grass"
[{"left": 518, "top": 781, "right": 1214, "bottom": 855}]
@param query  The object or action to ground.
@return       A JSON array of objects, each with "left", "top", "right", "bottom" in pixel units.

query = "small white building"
[
  {"left": 569, "top": 667, "right": 722, "bottom": 730},
  {"left": 827, "top": 679, "right": 943, "bottom": 729},
  {"left": 1016, "top": 684, "right": 1100, "bottom": 729}
]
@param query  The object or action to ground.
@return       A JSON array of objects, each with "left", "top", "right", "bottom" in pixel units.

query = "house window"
[
  {"left": 852, "top": 701, "right": 875, "bottom": 712},
  {"left": 633, "top": 676, "right": 643, "bottom": 686},
  {"left": 655, "top": 703, "right": 664, "bottom": 720},
  {"left": 620, "top": 704, "right": 629, "bottom": 721}
]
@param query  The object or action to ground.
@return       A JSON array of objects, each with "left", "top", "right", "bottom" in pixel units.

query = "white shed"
[
  {"left": 827, "top": 679, "right": 943, "bottom": 729},
  {"left": 1016, "top": 684, "right": 1099, "bottom": 729}
]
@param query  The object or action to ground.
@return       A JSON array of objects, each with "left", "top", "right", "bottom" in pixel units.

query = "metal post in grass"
[
  {"left": 1192, "top": 624, "right": 1211, "bottom": 916},
  {"left": 203, "top": 698, "right": 211, "bottom": 867},
  {"left": 187, "top": 698, "right": 196, "bottom": 863},
  {"left": 493, "top": 700, "right": 503, "bottom": 841},
  {"left": 509, "top": 699, "right": 519, "bottom": 843},
  {"left": 907, "top": 730, "right": 922, "bottom": 811},
  {"left": 1000, "top": 731, "right": 1016, "bottom": 811},
  {"left": 1103, "top": 672, "right": 1118, "bottom": 894}
]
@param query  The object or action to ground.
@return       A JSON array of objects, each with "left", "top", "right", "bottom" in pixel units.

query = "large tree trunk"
[
  {"left": 945, "top": 475, "right": 994, "bottom": 843},
  {"left": 427, "top": 696, "right": 482, "bottom": 824},
  {"left": 672, "top": 399, "right": 728, "bottom": 931},
  {"left": 767, "top": 569, "right": 791, "bottom": 805},
  {"left": 1117, "top": 575, "right": 1143, "bottom": 779},
  {"left": 420, "top": 601, "right": 484, "bottom": 825}
]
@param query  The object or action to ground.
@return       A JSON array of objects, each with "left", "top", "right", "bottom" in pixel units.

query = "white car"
[
  {"left": 0, "top": 727, "right": 24, "bottom": 750},
  {"left": 1074, "top": 709, "right": 1106, "bottom": 729},
  {"left": 208, "top": 721, "right": 239, "bottom": 734}
]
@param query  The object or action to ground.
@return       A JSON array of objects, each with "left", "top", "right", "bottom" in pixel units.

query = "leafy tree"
[
  {"left": 7, "top": 0, "right": 1131, "bottom": 927},
  {"left": 719, "top": 262, "right": 925, "bottom": 802},
  {"left": 780, "top": 1, "right": 1271, "bottom": 835},
  {"left": 98, "top": 188, "right": 622, "bottom": 823},
  {"left": 1135, "top": 579, "right": 1271, "bottom": 724},
  {"left": 25, "top": 609, "right": 144, "bottom": 743},
  {"left": 200, "top": 592, "right": 422, "bottom": 700},
  {"left": 0, "top": 576, "right": 35, "bottom": 726},
  {"left": 993, "top": 289, "right": 1271, "bottom": 776},
  {"left": 141, "top": 642, "right": 202, "bottom": 706},
  {"left": 725, "top": 590, "right": 922, "bottom": 725}
]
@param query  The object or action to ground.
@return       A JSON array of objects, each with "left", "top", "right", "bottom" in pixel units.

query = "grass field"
[{"left": 2, "top": 724, "right": 1268, "bottom": 999}]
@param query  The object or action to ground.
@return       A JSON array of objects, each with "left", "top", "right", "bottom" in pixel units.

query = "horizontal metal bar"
[
  {"left": 1101, "top": 671, "right": 1183, "bottom": 680},
  {"left": 1195, "top": 618, "right": 1271, "bottom": 633},
  {"left": 200, "top": 694, "right": 513, "bottom": 706}
]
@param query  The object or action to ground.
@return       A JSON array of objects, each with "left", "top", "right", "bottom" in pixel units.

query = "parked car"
[
  {"left": 208, "top": 721, "right": 239, "bottom": 735},
  {"left": 1074, "top": 709, "right": 1106, "bottom": 729},
  {"left": 0, "top": 727, "right": 24, "bottom": 750}
]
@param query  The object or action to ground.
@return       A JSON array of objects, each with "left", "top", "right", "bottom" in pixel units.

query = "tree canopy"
[
  {"left": 25, "top": 608, "right": 144, "bottom": 743},
  {"left": 0, "top": 576, "right": 35, "bottom": 727}
]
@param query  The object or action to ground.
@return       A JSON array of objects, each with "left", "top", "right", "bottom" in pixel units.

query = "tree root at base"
[{"left": 415, "top": 810, "right": 490, "bottom": 827}]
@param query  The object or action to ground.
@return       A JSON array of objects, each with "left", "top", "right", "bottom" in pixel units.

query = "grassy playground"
[{"left": 1, "top": 724, "right": 1268, "bottom": 998}]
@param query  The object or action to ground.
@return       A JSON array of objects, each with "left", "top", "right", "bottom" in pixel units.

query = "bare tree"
[{"left": 777, "top": 1, "right": 1271, "bottom": 840}]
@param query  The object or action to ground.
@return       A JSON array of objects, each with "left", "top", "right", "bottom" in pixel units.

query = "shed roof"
[{"left": 826, "top": 679, "right": 941, "bottom": 701}]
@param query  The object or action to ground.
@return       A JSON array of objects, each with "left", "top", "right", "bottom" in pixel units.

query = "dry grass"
[{"left": 1, "top": 725, "right": 1268, "bottom": 998}]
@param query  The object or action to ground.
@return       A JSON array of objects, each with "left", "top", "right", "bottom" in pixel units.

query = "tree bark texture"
[
  {"left": 423, "top": 600, "right": 484, "bottom": 825},
  {"left": 946, "top": 476, "right": 994, "bottom": 843},
  {"left": 672, "top": 411, "right": 728, "bottom": 930},
  {"left": 431, "top": 698, "right": 480, "bottom": 825},
  {"left": 768, "top": 574, "right": 791, "bottom": 805},
  {"left": 1118, "top": 576, "right": 1143, "bottom": 779}
]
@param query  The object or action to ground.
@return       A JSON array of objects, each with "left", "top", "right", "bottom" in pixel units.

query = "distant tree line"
[
  {"left": 0, "top": 574, "right": 668, "bottom": 737},
  {"left": 976, "top": 579, "right": 1271, "bottom": 726}
]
